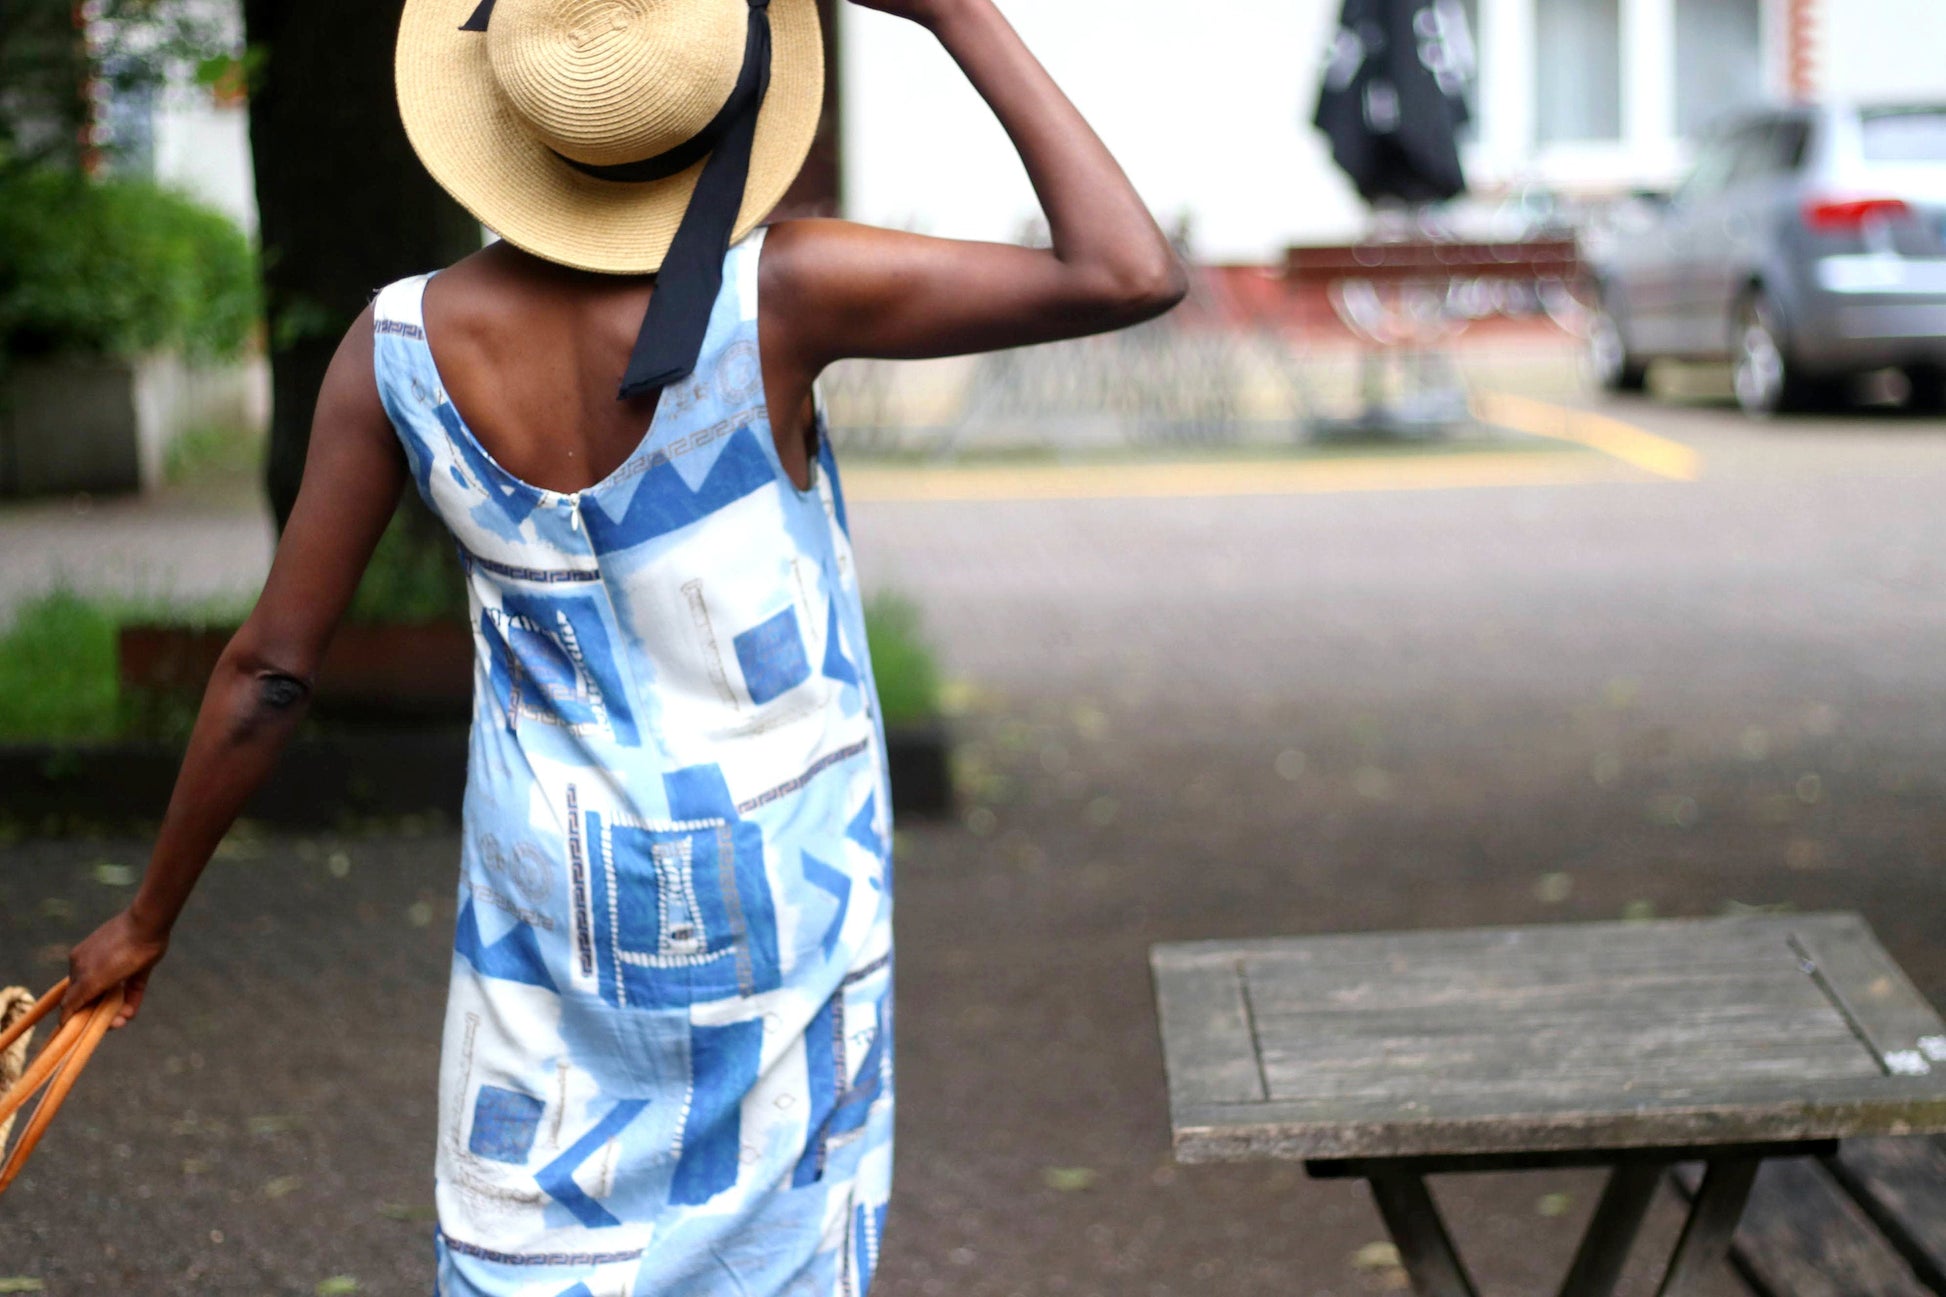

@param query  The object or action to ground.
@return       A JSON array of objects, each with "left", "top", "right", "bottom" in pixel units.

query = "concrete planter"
[{"left": 0, "top": 352, "right": 268, "bottom": 497}]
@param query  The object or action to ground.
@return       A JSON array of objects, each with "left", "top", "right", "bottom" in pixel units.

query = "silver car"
[{"left": 1587, "top": 103, "right": 1946, "bottom": 415}]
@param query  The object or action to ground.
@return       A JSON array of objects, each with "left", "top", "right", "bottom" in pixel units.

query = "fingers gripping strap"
[{"left": 0, "top": 983, "right": 123, "bottom": 1197}]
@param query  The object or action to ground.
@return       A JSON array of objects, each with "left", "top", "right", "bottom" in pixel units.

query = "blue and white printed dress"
[{"left": 371, "top": 228, "right": 894, "bottom": 1297}]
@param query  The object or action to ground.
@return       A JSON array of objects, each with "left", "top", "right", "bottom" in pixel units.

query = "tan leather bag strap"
[{"left": 0, "top": 979, "right": 124, "bottom": 1196}]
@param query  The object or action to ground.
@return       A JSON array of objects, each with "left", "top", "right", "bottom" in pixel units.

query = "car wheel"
[
  {"left": 1905, "top": 365, "right": 1946, "bottom": 413},
  {"left": 1733, "top": 292, "right": 1839, "bottom": 416},
  {"left": 1588, "top": 293, "right": 1648, "bottom": 393}
]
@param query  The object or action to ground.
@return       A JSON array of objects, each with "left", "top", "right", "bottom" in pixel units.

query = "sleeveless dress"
[{"left": 371, "top": 228, "right": 895, "bottom": 1297}]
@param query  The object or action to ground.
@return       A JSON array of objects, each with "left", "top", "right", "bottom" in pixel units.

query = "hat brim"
[{"left": 396, "top": 0, "right": 824, "bottom": 275}]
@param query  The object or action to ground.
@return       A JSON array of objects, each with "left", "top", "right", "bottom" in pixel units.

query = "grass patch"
[
  {"left": 0, "top": 590, "right": 121, "bottom": 741},
  {"left": 165, "top": 423, "right": 263, "bottom": 488},
  {"left": 864, "top": 594, "right": 942, "bottom": 726},
  {"left": 0, "top": 589, "right": 250, "bottom": 742},
  {"left": 0, "top": 586, "right": 946, "bottom": 740}
]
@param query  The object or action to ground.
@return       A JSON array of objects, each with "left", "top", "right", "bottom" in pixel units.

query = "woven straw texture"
[
  {"left": 0, "top": 987, "right": 31, "bottom": 1150},
  {"left": 397, "top": 0, "right": 823, "bottom": 273}
]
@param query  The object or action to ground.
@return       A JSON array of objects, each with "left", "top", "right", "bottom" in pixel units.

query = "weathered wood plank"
[
  {"left": 1788, "top": 915, "right": 1946, "bottom": 1078},
  {"left": 1157, "top": 917, "right": 1946, "bottom": 1163},
  {"left": 1243, "top": 966, "right": 1829, "bottom": 1018},
  {"left": 1258, "top": 1033, "right": 1878, "bottom": 1100},
  {"left": 1154, "top": 915, "right": 1816, "bottom": 973},
  {"left": 1172, "top": 1077, "right": 1946, "bottom": 1162},
  {"left": 1149, "top": 951, "right": 1265, "bottom": 1106},
  {"left": 1671, "top": 1157, "right": 1932, "bottom": 1297},
  {"left": 1825, "top": 1136, "right": 1946, "bottom": 1292},
  {"left": 1251, "top": 999, "right": 1843, "bottom": 1036}
]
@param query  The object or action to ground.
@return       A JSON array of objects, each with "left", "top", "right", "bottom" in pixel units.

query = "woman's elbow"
[{"left": 1103, "top": 250, "right": 1191, "bottom": 325}]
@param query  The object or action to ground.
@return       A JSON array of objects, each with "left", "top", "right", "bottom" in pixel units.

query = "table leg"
[
  {"left": 1653, "top": 1157, "right": 1761, "bottom": 1297},
  {"left": 1556, "top": 1161, "right": 1667, "bottom": 1297},
  {"left": 1366, "top": 1171, "right": 1479, "bottom": 1297}
]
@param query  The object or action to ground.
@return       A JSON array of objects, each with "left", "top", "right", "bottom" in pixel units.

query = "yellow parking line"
[
  {"left": 1473, "top": 391, "right": 1702, "bottom": 481},
  {"left": 842, "top": 451, "right": 1634, "bottom": 504}
]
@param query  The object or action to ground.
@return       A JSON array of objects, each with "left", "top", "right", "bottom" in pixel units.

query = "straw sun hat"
[{"left": 395, "top": 0, "right": 825, "bottom": 278}]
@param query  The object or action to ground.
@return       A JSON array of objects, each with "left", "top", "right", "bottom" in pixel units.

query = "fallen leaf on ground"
[
  {"left": 1537, "top": 1191, "right": 1573, "bottom": 1217},
  {"left": 1041, "top": 1166, "right": 1097, "bottom": 1192},
  {"left": 90, "top": 861, "right": 135, "bottom": 887},
  {"left": 316, "top": 1278, "right": 359, "bottom": 1296},
  {"left": 263, "top": 1175, "right": 303, "bottom": 1199},
  {"left": 1351, "top": 1241, "right": 1402, "bottom": 1270},
  {"left": 378, "top": 1202, "right": 439, "bottom": 1222},
  {"left": 0, "top": 1280, "right": 47, "bottom": 1294}
]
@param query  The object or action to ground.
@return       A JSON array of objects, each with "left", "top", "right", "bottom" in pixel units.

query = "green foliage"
[
  {"left": 346, "top": 512, "right": 471, "bottom": 626},
  {"left": 863, "top": 594, "right": 943, "bottom": 725},
  {"left": 164, "top": 422, "right": 264, "bottom": 486},
  {"left": 0, "top": 169, "right": 260, "bottom": 362},
  {"left": 0, "top": 590, "right": 121, "bottom": 740},
  {"left": 0, "top": 584, "right": 944, "bottom": 742},
  {"left": 0, "top": 0, "right": 233, "bottom": 174}
]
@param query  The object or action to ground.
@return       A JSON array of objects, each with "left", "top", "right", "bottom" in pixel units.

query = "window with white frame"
[
  {"left": 1675, "top": 0, "right": 1764, "bottom": 138},
  {"left": 1535, "top": 0, "right": 1623, "bottom": 144}
]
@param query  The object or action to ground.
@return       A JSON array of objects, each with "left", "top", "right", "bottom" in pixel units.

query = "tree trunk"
[{"left": 241, "top": 0, "right": 480, "bottom": 531}]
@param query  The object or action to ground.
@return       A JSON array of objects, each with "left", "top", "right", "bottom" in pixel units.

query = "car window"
[
  {"left": 1773, "top": 119, "right": 1811, "bottom": 172},
  {"left": 1723, "top": 124, "right": 1779, "bottom": 186},
  {"left": 1860, "top": 108, "right": 1946, "bottom": 163},
  {"left": 1676, "top": 130, "right": 1742, "bottom": 204}
]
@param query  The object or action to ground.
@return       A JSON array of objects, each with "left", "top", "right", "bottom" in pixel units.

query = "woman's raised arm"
[
  {"left": 61, "top": 309, "right": 406, "bottom": 1027},
  {"left": 761, "top": 0, "right": 1188, "bottom": 378}
]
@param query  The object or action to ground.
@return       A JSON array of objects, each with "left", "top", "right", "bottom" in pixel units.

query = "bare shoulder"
[{"left": 759, "top": 219, "right": 910, "bottom": 312}]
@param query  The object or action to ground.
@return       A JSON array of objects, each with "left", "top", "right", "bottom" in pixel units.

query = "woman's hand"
[{"left": 62, "top": 909, "right": 170, "bottom": 1029}]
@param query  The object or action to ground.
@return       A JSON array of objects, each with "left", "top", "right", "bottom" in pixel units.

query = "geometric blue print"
[
  {"left": 535, "top": 1099, "right": 651, "bottom": 1229},
  {"left": 586, "top": 811, "right": 783, "bottom": 1009},
  {"left": 821, "top": 599, "right": 859, "bottom": 687},
  {"left": 470, "top": 1085, "right": 546, "bottom": 1164},
  {"left": 672, "top": 1020, "right": 763, "bottom": 1206},
  {"left": 734, "top": 606, "right": 810, "bottom": 705},
  {"left": 800, "top": 851, "right": 851, "bottom": 963},
  {"left": 373, "top": 232, "right": 891, "bottom": 1297},
  {"left": 793, "top": 994, "right": 840, "bottom": 1187},
  {"left": 454, "top": 899, "right": 557, "bottom": 991},
  {"left": 579, "top": 424, "right": 776, "bottom": 552}
]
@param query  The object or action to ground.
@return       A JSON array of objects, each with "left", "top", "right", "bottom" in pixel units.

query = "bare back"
[{"left": 422, "top": 238, "right": 820, "bottom": 496}]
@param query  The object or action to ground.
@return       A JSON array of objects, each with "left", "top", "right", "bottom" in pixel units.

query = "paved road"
[{"left": 4, "top": 391, "right": 1943, "bottom": 1295}]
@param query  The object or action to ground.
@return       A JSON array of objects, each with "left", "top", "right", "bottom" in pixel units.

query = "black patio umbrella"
[{"left": 1313, "top": 0, "right": 1473, "bottom": 205}]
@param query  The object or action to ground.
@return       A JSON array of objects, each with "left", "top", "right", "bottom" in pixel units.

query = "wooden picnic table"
[{"left": 1151, "top": 913, "right": 1946, "bottom": 1297}]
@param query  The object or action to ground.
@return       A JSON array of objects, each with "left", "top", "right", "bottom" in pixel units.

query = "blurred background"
[{"left": 3, "top": 0, "right": 1945, "bottom": 1294}]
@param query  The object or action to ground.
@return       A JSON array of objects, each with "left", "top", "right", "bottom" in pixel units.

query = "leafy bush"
[
  {"left": 0, "top": 585, "right": 945, "bottom": 741},
  {"left": 346, "top": 512, "right": 472, "bottom": 626},
  {"left": 0, "top": 588, "right": 251, "bottom": 741},
  {"left": 0, "top": 168, "right": 259, "bottom": 362},
  {"left": 0, "top": 590, "right": 121, "bottom": 740},
  {"left": 864, "top": 594, "right": 943, "bottom": 726}
]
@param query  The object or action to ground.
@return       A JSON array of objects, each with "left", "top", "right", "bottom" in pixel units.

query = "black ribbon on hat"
[{"left": 460, "top": 0, "right": 773, "bottom": 400}]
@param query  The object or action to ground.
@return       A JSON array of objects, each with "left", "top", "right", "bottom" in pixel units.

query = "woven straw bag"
[{"left": 0, "top": 979, "right": 123, "bottom": 1195}]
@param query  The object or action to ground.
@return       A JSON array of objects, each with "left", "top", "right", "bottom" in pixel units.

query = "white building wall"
[
  {"left": 152, "top": 96, "right": 257, "bottom": 237},
  {"left": 840, "top": 0, "right": 1370, "bottom": 262},
  {"left": 839, "top": 0, "right": 1820, "bottom": 259},
  {"left": 1816, "top": 0, "right": 1946, "bottom": 104}
]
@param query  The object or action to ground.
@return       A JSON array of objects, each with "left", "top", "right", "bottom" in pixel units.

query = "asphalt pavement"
[{"left": 4, "top": 384, "right": 1944, "bottom": 1295}]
